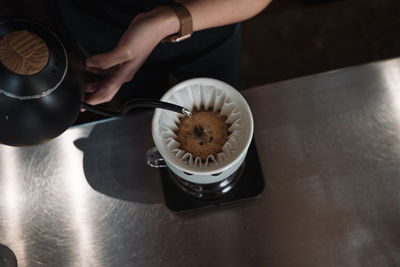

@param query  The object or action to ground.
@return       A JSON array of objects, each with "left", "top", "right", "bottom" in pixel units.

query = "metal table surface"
[{"left": 1, "top": 59, "right": 400, "bottom": 267}]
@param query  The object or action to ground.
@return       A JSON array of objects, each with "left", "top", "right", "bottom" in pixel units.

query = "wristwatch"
[{"left": 163, "top": 3, "right": 193, "bottom": 43}]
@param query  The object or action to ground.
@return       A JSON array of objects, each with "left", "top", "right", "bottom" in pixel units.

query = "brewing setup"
[
  {"left": 148, "top": 78, "right": 265, "bottom": 211},
  {"left": 0, "top": 18, "right": 265, "bottom": 214},
  {"left": 1, "top": 16, "right": 399, "bottom": 266}
]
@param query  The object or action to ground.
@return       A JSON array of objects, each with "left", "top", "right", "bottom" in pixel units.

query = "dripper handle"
[{"left": 146, "top": 147, "right": 167, "bottom": 168}]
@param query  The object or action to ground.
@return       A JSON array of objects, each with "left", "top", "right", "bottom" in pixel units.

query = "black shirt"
[{"left": 58, "top": 0, "right": 237, "bottom": 67}]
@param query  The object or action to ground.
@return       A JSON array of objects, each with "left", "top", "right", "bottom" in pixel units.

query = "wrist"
[{"left": 144, "top": 6, "right": 181, "bottom": 40}]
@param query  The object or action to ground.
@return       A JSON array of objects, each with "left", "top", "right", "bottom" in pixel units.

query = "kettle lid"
[
  {"left": 0, "top": 18, "right": 68, "bottom": 100},
  {"left": 0, "top": 29, "right": 49, "bottom": 75}
]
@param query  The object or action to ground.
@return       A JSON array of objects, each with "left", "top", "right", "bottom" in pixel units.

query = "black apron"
[{"left": 58, "top": 0, "right": 241, "bottom": 100}]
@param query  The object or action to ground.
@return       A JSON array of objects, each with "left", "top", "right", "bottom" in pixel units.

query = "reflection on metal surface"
[
  {"left": 382, "top": 60, "right": 400, "bottom": 120},
  {"left": 61, "top": 132, "right": 99, "bottom": 267},
  {"left": 0, "top": 147, "right": 25, "bottom": 265}
]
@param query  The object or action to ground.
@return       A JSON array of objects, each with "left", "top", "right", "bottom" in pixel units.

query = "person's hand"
[{"left": 84, "top": 7, "right": 179, "bottom": 106}]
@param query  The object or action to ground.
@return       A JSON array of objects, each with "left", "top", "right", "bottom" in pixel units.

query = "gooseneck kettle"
[
  {"left": 0, "top": 18, "right": 190, "bottom": 147},
  {"left": 0, "top": 18, "right": 82, "bottom": 146}
]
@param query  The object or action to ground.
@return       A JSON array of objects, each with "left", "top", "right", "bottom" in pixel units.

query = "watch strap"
[{"left": 163, "top": 3, "right": 193, "bottom": 43}]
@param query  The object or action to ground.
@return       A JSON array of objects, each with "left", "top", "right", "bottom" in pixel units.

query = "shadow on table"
[{"left": 73, "top": 113, "right": 164, "bottom": 204}]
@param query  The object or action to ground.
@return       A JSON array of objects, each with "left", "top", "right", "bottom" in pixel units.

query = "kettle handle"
[{"left": 80, "top": 102, "right": 119, "bottom": 117}]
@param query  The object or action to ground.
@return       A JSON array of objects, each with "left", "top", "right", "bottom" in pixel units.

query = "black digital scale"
[{"left": 160, "top": 140, "right": 265, "bottom": 213}]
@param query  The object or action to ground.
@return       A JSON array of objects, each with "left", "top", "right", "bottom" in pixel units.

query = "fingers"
[
  {"left": 84, "top": 81, "right": 100, "bottom": 93},
  {"left": 85, "top": 78, "right": 121, "bottom": 106},
  {"left": 84, "top": 61, "right": 139, "bottom": 105},
  {"left": 85, "top": 65, "right": 110, "bottom": 75},
  {"left": 86, "top": 44, "right": 133, "bottom": 70}
]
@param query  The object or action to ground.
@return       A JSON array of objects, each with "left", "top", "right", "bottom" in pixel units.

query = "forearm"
[
  {"left": 148, "top": 0, "right": 271, "bottom": 41},
  {"left": 84, "top": 0, "right": 271, "bottom": 105},
  {"left": 177, "top": 0, "right": 272, "bottom": 31}
]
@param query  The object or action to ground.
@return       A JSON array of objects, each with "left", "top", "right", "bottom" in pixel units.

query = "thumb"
[{"left": 86, "top": 45, "right": 132, "bottom": 70}]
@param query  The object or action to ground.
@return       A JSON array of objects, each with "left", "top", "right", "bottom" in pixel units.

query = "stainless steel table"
[{"left": 1, "top": 58, "right": 400, "bottom": 267}]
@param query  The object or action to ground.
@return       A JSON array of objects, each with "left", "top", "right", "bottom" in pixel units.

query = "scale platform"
[{"left": 160, "top": 140, "right": 265, "bottom": 213}]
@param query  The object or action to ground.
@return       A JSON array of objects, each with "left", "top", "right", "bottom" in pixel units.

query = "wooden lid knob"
[{"left": 0, "top": 30, "right": 49, "bottom": 75}]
